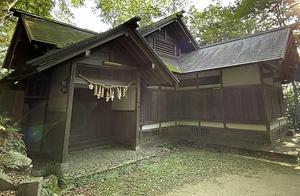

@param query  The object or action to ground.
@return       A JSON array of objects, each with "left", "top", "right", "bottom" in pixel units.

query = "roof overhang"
[{"left": 2, "top": 16, "right": 178, "bottom": 86}]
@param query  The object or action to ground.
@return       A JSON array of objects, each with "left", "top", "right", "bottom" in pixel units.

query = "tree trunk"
[
  {"left": 0, "top": 0, "right": 18, "bottom": 26},
  {"left": 291, "top": 81, "right": 300, "bottom": 131}
]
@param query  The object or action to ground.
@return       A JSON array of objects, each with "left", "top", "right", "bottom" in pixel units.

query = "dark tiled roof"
[
  {"left": 25, "top": 17, "right": 141, "bottom": 69},
  {"left": 178, "top": 27, "right": 291, "bottom": 72},
  {"left": 21, "top": 14, "right": 96, "bottom": 48},
  {"left": 5, "top": 14, "right": 178, "bottom": 85}
]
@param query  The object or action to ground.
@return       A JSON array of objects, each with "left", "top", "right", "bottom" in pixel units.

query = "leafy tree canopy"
[
  {"left": 185, "top": 2, "right": 259, "bottom": 45},
  {"left": 96, "top": 0, "right": 191, "bottom": 27},
  {"left": 186, "top": 0, "right": 300, "bottom": 45}
]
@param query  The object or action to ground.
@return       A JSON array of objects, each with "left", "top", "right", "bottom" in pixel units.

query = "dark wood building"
[
  {"left": 138, "top": 12, "right": 299, "bottom": 144},
  {"left": 1, "top": 10, "right": 299, "bottom": 162}
]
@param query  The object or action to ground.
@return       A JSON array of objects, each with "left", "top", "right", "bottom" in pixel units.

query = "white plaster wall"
[
  {"left": 226, "top": 123, "right": 267, "bottom": 131},
  {"left": 222, "top": 64, "right": 261, "bottom": 87},
  {"left": 161, "top": 121, "right": 176, "bottom": 127},
  {"left": 178, "top": 120, "right": 199, "bottom": 126},
  {"left": 270, "top": 122, "right": 280, "bottom": 130},
  {"left": 141, "top": 123, "right": 159, "bottom": 130},
  {"left": 201, "top": 121, "right": 224, "bottom": 128},
  {"left": 141, "top": 121, "right": 176, "bottom": 131}
]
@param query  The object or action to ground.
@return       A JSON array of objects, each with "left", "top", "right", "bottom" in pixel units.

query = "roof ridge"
[
  {"left": 138, "top": 10, "right": 185, "bottom": 35},
  {"left": 11, "top": 8, "right": 98, "bottom": 34},
  {"left": 200, "top": 26, "right": 291, "bottom": 49}
]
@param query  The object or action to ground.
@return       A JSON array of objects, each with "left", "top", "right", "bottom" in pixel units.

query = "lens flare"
[{"left": 27, "top": 125, "right": 43, "bottom": 143}]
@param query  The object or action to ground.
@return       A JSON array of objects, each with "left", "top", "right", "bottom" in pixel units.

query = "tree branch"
[{"left": 0, "top": 0, "right": 19, "bottom": 26}]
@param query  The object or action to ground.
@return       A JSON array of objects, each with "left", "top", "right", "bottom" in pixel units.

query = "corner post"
[{"left": 61, "top": 62, "right": 76, "bottom": 162}]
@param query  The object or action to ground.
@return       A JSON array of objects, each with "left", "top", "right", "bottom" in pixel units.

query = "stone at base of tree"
[
  {"left": 0, "top": 172, "right": 17, "bottom": 191},
  {"left": 286, "top": 129, "right": 295, "bottom": 136},
  {"left": 17, "top": 176, "right": 43, "bottom": 196},
  {"left": 0, "top": 151, "right": 32, "bottom": 172}
]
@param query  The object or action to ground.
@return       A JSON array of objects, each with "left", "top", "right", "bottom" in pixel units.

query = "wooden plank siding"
[
  {"left": 140, "top": 89, "right": 178, "bottom": 124},
  {"left": 140, "top": 86, "right": 267, "bottom": 125},
  {"left": 223, "top": 87, "right": 265, "bottom": 123},
  {"left": 265, "top": 87, "right": 286, "bottom": 122}
]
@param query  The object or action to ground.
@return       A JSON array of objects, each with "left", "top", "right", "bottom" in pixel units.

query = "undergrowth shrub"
[{"left": 0, "top": 112, "right": 26, "bottom": 155}]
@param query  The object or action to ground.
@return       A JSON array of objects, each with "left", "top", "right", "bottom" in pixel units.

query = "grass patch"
[{"left": 63, "top": 143, "right": 295, "bottom": 196}]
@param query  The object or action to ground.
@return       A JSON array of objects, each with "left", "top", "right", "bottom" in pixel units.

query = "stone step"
[{"left": 69, "top": 137, "right": 114, "bottom": 151}]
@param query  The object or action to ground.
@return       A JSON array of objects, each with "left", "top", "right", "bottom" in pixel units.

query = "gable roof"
[
  {"left": 4, "top": 12, "right": 178, "bottom": 86},
  {"left": 139, "top": 11, "right": 199, "bottom": 51},
  {"left": 3, "top": 9, "right": 98, "bottom": 70},
  {"left": 178, "top": 27, "right": 298, "bottom": 74},
  {"left": 13, "top": 9, "right": 97, "bottom": 48}
]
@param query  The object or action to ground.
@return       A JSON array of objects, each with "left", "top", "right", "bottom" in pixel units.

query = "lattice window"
[{"left": 155, "top": 40, "right": 176, "bottom": 56}]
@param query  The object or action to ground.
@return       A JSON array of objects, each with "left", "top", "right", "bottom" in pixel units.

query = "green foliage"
[
  {"left": 238, "top": 0, "right": 299, "bottom": 27},
  {"left": 185, "top": 0, "right": 300, "bottom": 45},
  {"left": 41, "top": 162, "right": 63, "bottom": 178},
  {"left": 96, "top": 0, "right": 191, "bottom": 27},
  {"left": 283, "top": 82, "right": 300, "bottom": 131},
  {"left": 185, "top": 3, "right": 259, "bottom": 45},
  {"left": 0, "top": 112, "right": 26, "bottom": 155}
]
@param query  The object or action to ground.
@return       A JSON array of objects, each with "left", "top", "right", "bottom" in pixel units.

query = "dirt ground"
[{"left": 165, "top": 170, "right": 300, "bottom": 196}]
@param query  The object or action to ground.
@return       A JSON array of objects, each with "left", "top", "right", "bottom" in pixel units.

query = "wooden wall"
[
  {"left": 69, "top": 89, "right": 112, "bottom": 147},
  {"left": 74, "top": 63, "right": 138, "bottom": 148},
  {"left": 0, "top": 90, "right": 25, "bottom": 122},
  {"left": 111, "top": 88, "right": 137, "bottom": 147},
  {"left": 140, "top": 86, "right": 266, "bottom": 125},
  {"left": 140, "top": 64, "right": 287, "bottom": 143},
  {"left": 140, "top": 89, "right": 178, "bottom": 124},
  {"left": 42, "top": 63, "right": 70, "bottom": 161},
  {"left": 265, "top": 87, "right": 285, "bottom": 122},
  {"left": 223, "top": 87, "right": 265, "bottom": 123}
]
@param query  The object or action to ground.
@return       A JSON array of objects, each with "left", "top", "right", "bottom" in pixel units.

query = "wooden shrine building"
[{"left": 0, "top": 10, "right": 299, "bottom": 162}]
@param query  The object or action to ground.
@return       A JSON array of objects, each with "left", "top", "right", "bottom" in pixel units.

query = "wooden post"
[
  {"left": 135, "top": 72, "right": 141, "bottom": 148},
  {"left": 61, "top": 62, "right": 76, "bottom": 162},
  {"left": 220, "top": 70, "right": 226, "bottom": 129},
  {"left": 259, "top": 65, "right": 271, "bottom": 143}
]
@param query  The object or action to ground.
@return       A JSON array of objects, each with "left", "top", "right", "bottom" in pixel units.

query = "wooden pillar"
[
  {"left": 135, "top": 72, "right": 141, "bottom": 148},
  {"left": 259, "top": 65, "right": 271, "bottom": 143},
  {"left": 219, "top": 69, "right": 226, "bottom": 129},
  {"left": 61, "top": 62, "right": 76, "bottom": 162}
]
